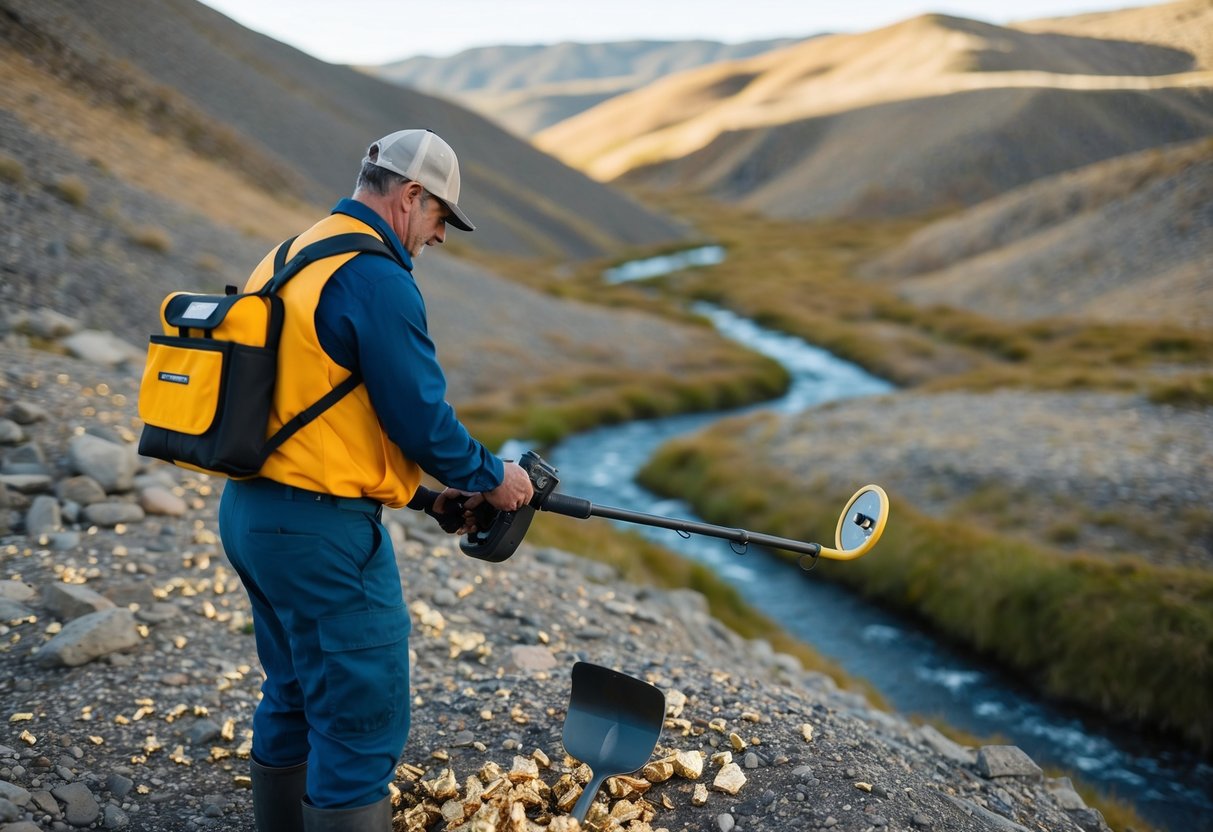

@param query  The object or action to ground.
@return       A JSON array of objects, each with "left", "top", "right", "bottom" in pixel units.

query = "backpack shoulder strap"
[
  {"left": 254, "top": 231, "right": 400, "bottom": 465},
  {"left": 260, "top": 233, "right": 402, "bottom": 296}
]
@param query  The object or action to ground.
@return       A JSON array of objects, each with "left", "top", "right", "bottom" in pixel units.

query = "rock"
[
  {"left": 0, "top": 797, "right": 22, "bottom": 822},
  {"left": 716, "top": 812, "right": 736, "bottom": 832},
  {"left": 0, "top": 599, "right": 35, "bottom": 621},
  {"left": 102, "top": 803, "right": 129, "bottom": 828},
  {"left": 25, "top": 495, "right": 62, "bottom": 538},
  {"left": 135, "top": 602, "right": 180, "bottom": 624},
  {"left": 0, "top": 418, "right": 25, "bottom": 445},
  {"left": 0, "top": 822, "right": 42, "bottom": 832},
  {"left": 138, "top": 486, "right": 186, "bottom": 516},
  {"left": 82, "top": 502, "right": 145, "bottom": 527},
  {"left": 34, "top": 608, "right": 141, "bottom": 667},
  {"left": 60, "top": 330, "right": 142, "bottom": 367},
  {"left": 672, "top": 750, "right": 704, "bottom": 780},
  {"left": 185, "top": 719, "right": 221, "bottom": 745},
  {"left": 0, "top": 473, "right": 53, "bottom": 494},
  {"left": 2, "top": 442, "right": 47, "bottom": 475},
  {"left": 17, "top": 308, "right": 81, "bottom": 339},
  {"left": 43, "top": 583, "right": 116, "bottom": 620},
  {"left": 506, "top": 645, "right": 557, "bottom": 673},
  {"left": 711, "top": 762, "right": 746, "bottom": 795},
  {"left": 68, "top": 434, "right": 136, "bottom": 493},
  {"left": 1046, "top": 777, "right": 1088, "bottom": 811},
  {"left": 0, "top": 780, "right": 30, "bottom": 806},
  {"left": 6, "top": 401, "right": 48, "bottom": 425},
  {"left": 56, "top": 476, "right": 108, "bottom": 506},
  {"left": 917, "top": 724, "right": 975, "bottom": 765},
  {"left": 51, "top": 781, "right": 100, "bottom": 827},
  {"left": 977, "top": 745, "right": 1043, "bottom": 779},
  {"left": 0, "top": 581, "right": 36, "bottom": 603},
  {"left": 105, "top": 774, "right": 134, "bottom": 799}
]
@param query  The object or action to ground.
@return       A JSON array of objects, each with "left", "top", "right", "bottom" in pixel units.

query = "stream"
[{"left": 514, "top": 287, "right": 1213, "bottom": 831}]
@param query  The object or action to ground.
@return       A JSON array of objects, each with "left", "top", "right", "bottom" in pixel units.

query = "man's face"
[{"left": 404, "top": 189, "right": 449, "bottom": 258}]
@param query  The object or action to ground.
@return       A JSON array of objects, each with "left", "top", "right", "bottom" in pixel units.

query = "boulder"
[
  {"left": 44, "top": 583, "right": 116, "bottom": 620},
  {"left": 68, "top": 434, "right": 136, "bottom": 492},
  {"left": 82, "top": 502, "right": 146, "bottom": 527},
  {"left": 56, "top": 475, "right": 108, "bottom": 506},
  {"left": 977, "top": 745, "right": 1043, "bottom": 779},
  {"left": 25, "top": 495, "right": 62, "bottom": 538},
  {"left": 60, "top": 330, "right": 142, "bottom": 366},
  {"left": 35, "top": 608, "right": 141, "bottom": 667}
]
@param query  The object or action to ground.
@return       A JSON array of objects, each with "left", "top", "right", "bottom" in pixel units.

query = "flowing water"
[{"left": 515, "top": 296, "right": 1213, "bottom": 832}]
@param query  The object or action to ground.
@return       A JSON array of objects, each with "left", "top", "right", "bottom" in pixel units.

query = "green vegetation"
[
  {"left": 459, "top": 353, "right": 788, "bottom": 450},
  {"left": 638, "top": 423, "right": 1213, "bottom": 752}
]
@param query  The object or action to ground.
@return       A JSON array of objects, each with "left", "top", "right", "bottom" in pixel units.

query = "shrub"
[
  {"left": 0, "top": 154, "right": 26, "bottom": 185},
  {"left": 129, "top": 225, "right": 173, "bottom": 254},
  {"left": 52, "top": 174, "right": 89, "bottom": 206}
]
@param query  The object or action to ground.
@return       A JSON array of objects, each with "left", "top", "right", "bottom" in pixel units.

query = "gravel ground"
[{"left": 0, "top": 345, "right": 1109, "bottom": 832}]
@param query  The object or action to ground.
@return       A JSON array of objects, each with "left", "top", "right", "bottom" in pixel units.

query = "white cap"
[{"left": 366, "top": 129, "right": 474, "bottom": 231}]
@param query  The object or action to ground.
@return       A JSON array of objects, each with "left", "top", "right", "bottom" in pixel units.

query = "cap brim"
[{"left": 441, "top": 198, "right": 475, "bottom": 232}]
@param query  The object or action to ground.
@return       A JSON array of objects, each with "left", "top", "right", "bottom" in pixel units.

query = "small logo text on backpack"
[{"left": 158, "top": 372, "right": 190, "bottom": 385}]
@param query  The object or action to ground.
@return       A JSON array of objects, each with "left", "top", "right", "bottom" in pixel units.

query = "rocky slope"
[{"left": 0, "top": 339, "right": 1109, "bottom": 831}]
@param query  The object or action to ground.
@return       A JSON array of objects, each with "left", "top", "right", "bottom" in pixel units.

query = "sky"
[{"left": 196, "top": 0, "right": 1139, "bottom": 65}]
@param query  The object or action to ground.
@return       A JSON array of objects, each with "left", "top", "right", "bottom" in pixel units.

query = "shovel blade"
[{"left": 562, "top": 663, "right": 665, "bottom": 819}]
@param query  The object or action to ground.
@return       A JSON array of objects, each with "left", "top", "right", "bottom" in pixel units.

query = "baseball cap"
[{"left": 365, "top": 129, "right": 475, "bottom": 232}]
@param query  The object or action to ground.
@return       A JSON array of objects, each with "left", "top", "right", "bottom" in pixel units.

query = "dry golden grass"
[
  {"left": 0, "top": 53, "right": 318, "bottom": 243},
  {"left": 537, "top": 12, "right": 1212, "bottom": 181}
]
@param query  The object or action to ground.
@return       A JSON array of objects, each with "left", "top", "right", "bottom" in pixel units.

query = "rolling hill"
[
  {"left": 372, "top": 39, "right": 800, "bottom": 136},
  {"left": 863, "top": 136, "right": 1213, "bottom": 327},
  {"left": 1, "top": 0, "right": 690, "bottom": 261},
  {"left": 535, "top": 6, "right": 1213, "bottom": 220}
]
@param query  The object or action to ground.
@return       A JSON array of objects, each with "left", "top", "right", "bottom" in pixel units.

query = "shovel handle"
[{"left": 571, "top": 772, "right": 607, "bottom": 822}]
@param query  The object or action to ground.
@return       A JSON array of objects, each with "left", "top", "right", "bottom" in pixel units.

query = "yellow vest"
[{"left": 243, "top": 213, "right": 421, "bottom": 508}]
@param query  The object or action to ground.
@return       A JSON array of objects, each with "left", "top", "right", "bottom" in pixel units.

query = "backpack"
[{"left": 137, "top": 233, "right": 400, "bottom": 478}]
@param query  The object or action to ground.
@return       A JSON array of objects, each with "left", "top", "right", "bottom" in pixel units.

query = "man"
[{"left": 218, "top": 129, "right": 534, "bottom": 832}]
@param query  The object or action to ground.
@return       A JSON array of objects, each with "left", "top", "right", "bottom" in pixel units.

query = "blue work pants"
[{"left": 218, "top": 477, "right": 411, "bottom": 809}]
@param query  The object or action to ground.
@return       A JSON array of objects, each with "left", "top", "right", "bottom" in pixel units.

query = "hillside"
[
  {"left": 863, "top": 137, "right": 1213, "bottom": 327},
  {"left": 0, "top": 343, "right": 1114, "bottom": 832},
  {"left": 1019, "top": 0, "right": 1213, "bottom": 69},
  {"left": 372, "top": 39, "right": 800, "bottom": 136},
  {"left": 535, "top": 11, "right": 1213, "bottom": 220},
  {"left": 0, "top": 0, "right": 690, "bottom": 261}
]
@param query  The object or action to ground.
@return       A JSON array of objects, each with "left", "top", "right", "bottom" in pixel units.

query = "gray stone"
[
  {"left": 25, "top": 495, "right": 62, "bottom": 538},
  {"left": 105, "top": 774, "right": 134, "bottom": 799},
  {"left": 19, "top": 308, "right": 81, "bottom": 339},
  {"left": 0, "top": 822, "right": 42, "bottom": 832},
  {"left": 6, "top": 401, "right": 48, "bottom": 425},
  {"left": 185, "top": 719, "right": 221, "bottom": 746},
  {"left": 56, "top": 476, "right": 107, "bottom": 506},
  {"left": 0, "top": 418, "right": 24, "bottom": 445},
  {"left": 0, "top": 474, "right": 53, "bottom": 494},
  {"left": 30, "top": 790, "right": 59, "bottom": 816},
  {"left": 102, "top": 804, "right": 129, "bottom": 828},
  {"left": 977, "top": 745, "right": 1043, "bottom": 779},
  {"left": 0, "top": 599, "right": 35, "bottom": 622},
  {"left": 138, "top": 486, "right": 186, "bottom": 517},
  {"left": 134, "top": 602, "right": 180, "bottom": 624},
  {"left": 2, "top": 442, "right": 47, "bottom": 475},
  {"left": 43, "top": 584, "right": 115, "bottom": 621},
  {"left": 60, "top": 330, "right": 142, "bottom": 367},
  {"left": 50, "top": 781, "right": 100, "bottom": 827},
  {"left": 0, "top": 581, "right": 36, "bottom": 603},
  {"left": 716, "top": 813, "right": 735, "bottom": 832},
  {"left": 35, "top": 608, "right": 141, "bottom": 667},
  {"left": 82, "top": 502, "right": 145, "bottom": 527},
  {"left": 68, "top": 434, "right": 136, "bottom": 493},
  {"left": 505, "top": 644, "right": 557, "bottom": 673},
  {"left": 0, "top": 797, "right": 21, "bottom": 822},
  {"left": 917, "top": 724, "right": 976, "bottom": 765},
  {"left": 1047, "top": 777, "right": 1088, "bottom": 811},
  {"left": 0, "top": 780, "right": 30, "bottom": 805}
]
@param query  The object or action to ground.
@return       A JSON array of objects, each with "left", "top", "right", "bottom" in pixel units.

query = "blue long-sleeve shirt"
[{"left": 312, "top": 199, "right": 504, "bottom": 493}]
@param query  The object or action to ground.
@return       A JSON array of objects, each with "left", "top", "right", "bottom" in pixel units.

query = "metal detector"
[{"left": 410, "top": 450, "right": 889, "bottom": 569}]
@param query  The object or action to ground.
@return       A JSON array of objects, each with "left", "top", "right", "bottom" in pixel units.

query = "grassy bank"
[
  {"left": 637, "top": 424, "right": 1213, "bottom": 754},
  {"left": 458, "top": 353, "right": 788, "bottom": 450}
]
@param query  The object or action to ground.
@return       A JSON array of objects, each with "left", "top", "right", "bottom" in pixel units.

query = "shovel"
[{"left": 562, "top": 662, "right": 666, "bottom": 821}]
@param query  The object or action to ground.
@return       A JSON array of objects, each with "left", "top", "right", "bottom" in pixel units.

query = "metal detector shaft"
[{"left": 540, "top": 492, "right": 822, "bottom": 558}]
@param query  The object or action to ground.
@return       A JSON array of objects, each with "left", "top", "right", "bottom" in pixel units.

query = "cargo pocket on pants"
[{"left": 316, "top": 604, "right": 410, "bottom": 736}]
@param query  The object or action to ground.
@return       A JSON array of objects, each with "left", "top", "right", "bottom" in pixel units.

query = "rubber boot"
[
  {"left": 301, "top": 795, "right": 392, "bottom": 831},
  {"left": 250, "top": 758, "right": 308, "bottom": 832}
]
